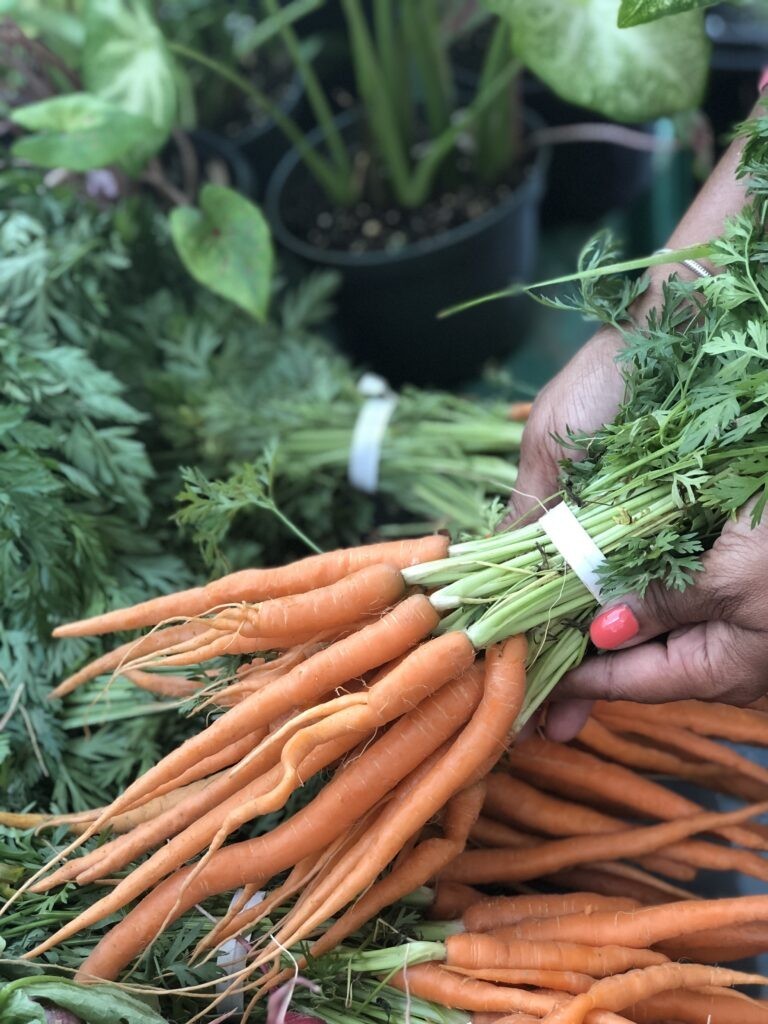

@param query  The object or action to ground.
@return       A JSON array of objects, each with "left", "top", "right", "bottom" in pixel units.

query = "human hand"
[
  {"left": 510, "top": 322, "right": 632, "bottom": 741},
  {"left": 509, "top": 324, "right": 627, "bottom": 520},
  {"left": 557, "top": 503, "right": 768, "bottom": 715}
]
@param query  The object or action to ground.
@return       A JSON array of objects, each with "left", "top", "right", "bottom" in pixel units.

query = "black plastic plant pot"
[
  {"left": 522, "top": 77, "right": 656, "bottom": 226},
  {"left": 230, "top": 73, "right": 305, "bottom": 198},
  {"left": 265, "top": 116, "right": 548, "bottom": 388}
]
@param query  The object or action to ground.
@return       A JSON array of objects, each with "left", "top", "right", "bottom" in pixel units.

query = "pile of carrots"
[{"left": 4, "top": 535, "right": 768, "bottom": 1021}]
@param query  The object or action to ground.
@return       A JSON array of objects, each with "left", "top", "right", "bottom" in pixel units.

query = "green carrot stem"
[
  {"left": 439, "top": 242, "right": 714, "bottom": 318},
  {"left": 345, "top": 940, "right": 445, "bottom": 973}
]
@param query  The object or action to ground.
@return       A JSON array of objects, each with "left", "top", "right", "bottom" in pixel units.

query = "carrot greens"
[{"left": 403, "top": 108, "right": 768, "bottom": 677}]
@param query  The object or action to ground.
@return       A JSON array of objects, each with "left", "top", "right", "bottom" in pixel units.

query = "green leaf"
[
  {"left": 82, "top": 0, "right": 178, "bottom": 138},
  {"left": 11, "top": 94, "right": 160, "bottom": 172},
  {"left": 169, "top": 185, "right": 274, "bottom": 322},
  {"left": 0, "top": 2, "right": 85, "bottom": 56},
  {"left": 488, "top": 0, "right": 710, "bottom": 122},
  {"left": 618, "top": 0, "right": 711, "bottom": 28},
  {"left": 0, "top": 977, "right": 168, "bottom": 1024},
  {"left": 2, "top": 990, "right": 47, "bottom": 1024}
]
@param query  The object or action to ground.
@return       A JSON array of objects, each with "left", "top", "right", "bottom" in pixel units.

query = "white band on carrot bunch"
[
  {"left": 347, "top": 372, "right": 399, "bottom": 494},
  {"left": 539, "top": 501, "right": 607, "bottom": 604},
  {"left": 215, "top": 888, "right": 266, "bottom": 1016}
]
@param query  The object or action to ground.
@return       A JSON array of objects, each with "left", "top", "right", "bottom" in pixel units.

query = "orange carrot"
[
  {"left": 31, "top": 730, "right": 267, "bottom": 892},
  {"left": 50, "top": 619, "right": 213, "bottom": 698},
  {"left": 631, "top": 988, "right": 768, "bottom": 1023},
  {"left": 595, "top": 700, "right": 768, "bottom": 747},
  {"left": 159, "top": 635, "right": 475, "bottom": 925},
  {"left": 445, "top": 934, "right": 666, "bottom": 977},
  {"left": 657, "top": 921, "right": 768, "bottom": 963},
  {"left": 209, "top": 563, "right": 404, "bottom": 636},
  {"left": 68, "top": 670, "right": 485, "bottom": 979},
  {"left": 575, "top": 718, "right": 720, "bottom": 782},
  {"left": 386, "top": 963, "right": 629, "bottom": 1022},
  {"left": 484, "top": 773, "right": 629, "bottom": 837},
  {"left": 233, "top": 630, "right": 475, "bottom": 780},
  {"left": 445, "top": 966, "right": 595, "bottom": 994},
  {"left": 53, "top": 536, "right": 448, "bottom": 637},
  {"left": 440, "top": 799, "right": 768, "bottom": 885},
  {"left": 73, "top": 595, "right": 438, "bottom": 841},
  {"left": 482, "top": 772, "right": 768, "bottom": 883},
  {"left": 507, "top": 401, "right": 534, "bottom": 421},
  {"left": 544, "top": 863, "right": 693, "bottom": 904},
  {"left": 462, "top": 894, "right": 641, "bottom": 933},
  {"left": 499, "top": 893, "right": 768, "bottom": 948},
  {"left": 251, "top": 639, "right": 527, "bottom": 962},
  {"left": 470, "top": 817, "right": 537, "bottom": 848},
  {"left": 121, "top": 669, "right": 201, "bottom": 699},
  {"left": 508, "top": 737, "right": 766, "bottom": 850},
  {"left": 542, "top": 964, "right": 768, "bottom": 1023},
  {"left": 429, "top": 882, "right": 485, "bottom": 921},
  {"left": 597, "top": 708, "right": 768, "bottom": 788},
  {"left": 307, "top": 781, "right": 486, "bottom": 961}
]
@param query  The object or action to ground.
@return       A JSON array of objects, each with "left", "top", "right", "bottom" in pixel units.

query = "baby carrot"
[
  {"left": 542, "top": 964, "right": 768, "bottom": 1023},
  {"left": 67, "top": 671, "right": 484, "bottom": 979},
  {"left": 463, "top": 894, "right": 641, "bottom": 932},
  {"left": 53, "top": 536, "right": 448, "bottom": 637},
  {"left": 441, "top": 799, "right": 768, "bottom": 884}
]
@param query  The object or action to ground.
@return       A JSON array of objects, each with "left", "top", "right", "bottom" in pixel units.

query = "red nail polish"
[{"left": 590, "top": 604, "right": 639, "bottom": 650}]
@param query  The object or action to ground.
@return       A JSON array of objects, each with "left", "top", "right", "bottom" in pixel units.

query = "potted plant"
[
  {"left": 174, "top": 0, "right": 709, "bottom": 385},
  {"left": 1, "top": 3, "right": 283, "bottom": 325},
  {"left": 265, "top": 0, "right": 543, "bottom": 386},
  {"left": 157, "top": 0, "right": 318, "bottom": 196}
]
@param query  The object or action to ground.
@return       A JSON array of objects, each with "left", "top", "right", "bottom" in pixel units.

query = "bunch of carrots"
[{"left": 3, "top": 535, "right": 768, "bottom": 1023}]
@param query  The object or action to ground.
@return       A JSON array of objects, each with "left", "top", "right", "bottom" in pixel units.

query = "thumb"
[
  {"left": 558, "top": 618, "right": 755, "bottom": 703},
  {"left": 508, "top": 423, "right": 561, "bottom": 522},
  {"left": 585, "top": 575, "right": 720, "bottom": 652}
]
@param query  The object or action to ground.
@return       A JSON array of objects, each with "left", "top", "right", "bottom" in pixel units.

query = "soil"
[{"left": 282, "top": 153, "right": 524, "bottom": 255}]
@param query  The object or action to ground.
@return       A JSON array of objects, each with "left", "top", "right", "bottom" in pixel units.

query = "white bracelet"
[
  {"left": 539, "top": 501, "right": 608, "bottom": 604},
  {"left": 347, "top": 372, "right": 399, "bottom": 494},
  {"left": 655, "top": 247, "right": 712, "bottom": 280}
]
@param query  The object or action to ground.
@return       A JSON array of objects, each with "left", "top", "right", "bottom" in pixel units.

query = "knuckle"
[
  {"left": 667, "top": 627, "right": 722, "bottom": 699},
  {"left": 597, "top": 658, "right": 636, "bottom": 703}
]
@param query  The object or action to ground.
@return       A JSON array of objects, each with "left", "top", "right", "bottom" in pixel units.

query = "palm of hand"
[{"left": 511, "top": 327, "right": 627, "bottom": 519}]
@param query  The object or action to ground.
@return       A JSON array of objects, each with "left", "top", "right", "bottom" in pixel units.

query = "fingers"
[
  {"left": 559, "top": 620, "right": 768, "bottom": 705},
  {"left": 508, "top": 398, "right": 560, "bottom": 522},
  {"left": 508, "top": 328, "right": 627, "bottom": 521},
  {"left": 587, "top": 566, "right": 734, "bottom": 653},
  {"left": 543, "top": 699, "right": 594, "bottom": 742}
]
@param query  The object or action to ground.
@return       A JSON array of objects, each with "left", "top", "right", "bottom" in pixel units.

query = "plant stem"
[
  {"left": 341, "top": 0, "right": 414, "bottom": 206},
  {"left": 345, "top": 940, "right": 445, "bottom": 972},
  {"left": 474, "top": 19, "right": 517, "bottom": 184},
  {"left": 405, "top": 57, "right": 519, "bottom": 207},
  {"left": 373, "top": 0, "right": 411, "bottom": 141},
  {"left": 263, "top": 0, "right": 352, "bottom": 178},
  {"left": 439, "top": 242, "right": 714, "bottom": 318},
  {"left": 402, "top": 0, "right": 453, "bottom": 138},
  {"left": 168, "top": 41, "right": 356, "bottom": 206}
]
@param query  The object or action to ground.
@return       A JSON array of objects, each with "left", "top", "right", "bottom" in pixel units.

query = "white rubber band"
[
  {"left": 347, "top": 372, "right": 398, "bottom": 494},
  {"left": 539, "top": 501, "right": 607, "bottom": 604},
  {"left": 216, "top": 888, "right": 265, "bottom": 1015}
]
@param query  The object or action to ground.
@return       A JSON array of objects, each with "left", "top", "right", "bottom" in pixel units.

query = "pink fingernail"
[{"left": 590, "top": 604, "right": 639, "bottom": 650}]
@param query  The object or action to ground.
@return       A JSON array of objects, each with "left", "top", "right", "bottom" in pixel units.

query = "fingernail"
[{"left": 590, "top": 604, "right": 639, "bottom": 650}]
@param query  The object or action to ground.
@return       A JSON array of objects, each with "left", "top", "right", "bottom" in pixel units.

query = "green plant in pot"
[
  {"left": 1, "top": 0, "right": 277, "bottom": 323},
  {"left": 156, "top": 0, "right": 326, "bottom": 196},
  {"left": 171, "top": 0, "right": 711, "bottom": 386}
]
